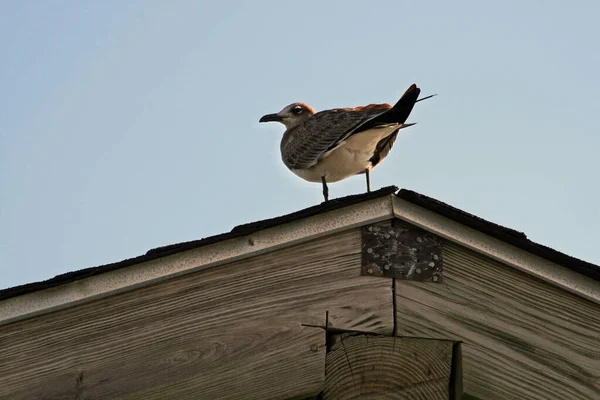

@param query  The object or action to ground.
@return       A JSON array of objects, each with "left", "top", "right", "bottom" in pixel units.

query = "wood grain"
[
  {"left": 323, "top": 334, "right": 453, "bottom": 399},
  {"left": 395, "top": 241, "right": 600, "bottom": 400},
  {"left": 0, "top": 229, "right": 394, "bottom": 400}
]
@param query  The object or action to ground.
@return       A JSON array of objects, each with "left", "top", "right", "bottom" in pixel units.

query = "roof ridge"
[{"left": 2, "top": 185, "right": 598, "bottom": 303}]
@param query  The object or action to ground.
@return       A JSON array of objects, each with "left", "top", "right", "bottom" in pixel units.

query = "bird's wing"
[
  {"left": 370, "top": 129, "right": 399, "bottom": 168},
  {"left": 282, "top": 104, "right": 391, "bottom": 169}
]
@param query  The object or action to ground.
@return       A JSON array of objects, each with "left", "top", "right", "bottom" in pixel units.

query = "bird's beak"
[{"left": 259, "top": 113, "right": 283, "bottom": 123}]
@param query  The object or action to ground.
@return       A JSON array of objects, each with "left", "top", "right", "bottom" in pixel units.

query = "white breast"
[{"left": 290, "top": 125, "right": 399, "bottom": 183}]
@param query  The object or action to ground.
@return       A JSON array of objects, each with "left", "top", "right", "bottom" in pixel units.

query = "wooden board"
[
  {"left": 0, "top": 229, "right": 394, "bottom": 400},
  {"left": 323, "top": 334, "right": 453, "bottom": 399},
  {"left": 395, "top": 241, "right": 600, "bottom": 400}
]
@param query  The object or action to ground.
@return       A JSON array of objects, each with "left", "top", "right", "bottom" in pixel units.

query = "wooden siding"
[
  {"left": 395, "top": 241, "right": 600, "bottom": 400},
  {"left": 0, "top": 229, "right": 395, "bottom": 400}
]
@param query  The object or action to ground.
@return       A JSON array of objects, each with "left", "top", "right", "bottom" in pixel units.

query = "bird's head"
[{"left": 259, "top": 102, "right": 316, "bottom": 130}]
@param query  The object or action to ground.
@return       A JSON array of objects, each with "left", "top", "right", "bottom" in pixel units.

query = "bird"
[{"left": 259, "top": 84, "right": 430, "bottom": 202}]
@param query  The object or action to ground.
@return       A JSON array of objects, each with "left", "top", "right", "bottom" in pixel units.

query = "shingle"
[
  {"left": 0, "top": 186, "right": 398, "bottom": 301},
  {"left": 1, "top": 185, "right": 598, "bottom": 302},
  {"left": 396, "top": 189, "right": 600, "bottom": 282}
]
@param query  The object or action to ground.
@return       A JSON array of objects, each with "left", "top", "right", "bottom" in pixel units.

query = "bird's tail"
[
  {"left": 359, "top": 84, "right": 421, "bottom": 131},
  {"left": 387, "top": 84, "right": 421, "bottom": 124}
]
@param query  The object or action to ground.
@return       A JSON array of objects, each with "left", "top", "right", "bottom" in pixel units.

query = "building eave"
[
  {"left": 392, "top": 196, "right": 600, "bottom": 305},
  {"left": 2, "top": 186, "right": 599, "bottom": 326},
  {"left": 0, "top": 193, "right": 396, "bottom": 326}
]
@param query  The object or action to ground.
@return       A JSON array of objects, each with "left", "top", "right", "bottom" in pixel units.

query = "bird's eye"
[{"left": 292, "top": 106, "right": 303, "bottom": 115}]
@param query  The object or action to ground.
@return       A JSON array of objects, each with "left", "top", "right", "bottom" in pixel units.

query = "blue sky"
[{"left": 1, "top": 0, "right": 599, "bottom": 289}]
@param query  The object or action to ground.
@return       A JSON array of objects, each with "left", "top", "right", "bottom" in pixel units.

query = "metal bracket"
[{"left": 361, "top": 222, "right": 443, "bottom": 282}]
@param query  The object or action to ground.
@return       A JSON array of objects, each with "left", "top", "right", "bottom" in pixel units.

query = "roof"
[
  {"left": 1, "top": 186, "right": 598, "bottom": 302},
  {"left": 396, "top": 189, "right": 600, "bottom": 282},
  {"left": 0, "top": 186, "right": 399, "bottom": 301}
]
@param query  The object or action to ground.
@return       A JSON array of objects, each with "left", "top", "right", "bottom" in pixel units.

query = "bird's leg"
[
  {"left": 365, "top": 169, "right": 371, "bottom": 193},
  {"left": 321, "top": 176, "right": 329, "bottom": 202}
]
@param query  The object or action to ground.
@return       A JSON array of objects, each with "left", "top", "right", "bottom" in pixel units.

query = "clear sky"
[{"left": 1, "top": 0, "right": 599, "bottom": 289}]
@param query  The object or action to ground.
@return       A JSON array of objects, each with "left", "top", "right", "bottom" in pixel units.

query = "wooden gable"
[{"left": 1, "top": 189, "right": 598, "bottom": 399}]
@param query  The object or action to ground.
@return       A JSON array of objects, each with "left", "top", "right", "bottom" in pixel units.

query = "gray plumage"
[
  {"left": 280, "top": 104, "right": 394, "bottom": 170},
  {"left": 259, "top": 84, "right": 423, "bottom": 201}
]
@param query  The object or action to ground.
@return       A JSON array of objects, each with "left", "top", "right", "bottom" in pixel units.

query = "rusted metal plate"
[{"left": 361, "top": 222, "right": 443, "bottom": 282}]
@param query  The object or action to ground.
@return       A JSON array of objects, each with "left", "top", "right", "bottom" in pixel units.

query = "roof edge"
[
  {"left": 397, "top": 189, "right": 600, "bottom": 282},
  {"left": 0, "top": 195, "right": 396, "bottom": 326},
  {"left": 392, "top": 196, "right": 600, "bottom": 305},
  {"left": 0, "top": 186, "right": 399, "bottom": 303}
]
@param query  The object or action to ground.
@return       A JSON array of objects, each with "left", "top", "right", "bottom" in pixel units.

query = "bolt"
[
  {"left": 310, "top": 344, "right": 319, "bottom": 352},
  {"left": 429, "top": 262, "right": 435, "bottom": 267}
]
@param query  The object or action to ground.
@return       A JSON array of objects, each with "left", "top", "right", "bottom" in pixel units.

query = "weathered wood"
[
  {"left": 395, "top": 241, "right": 600, "bottom": 400},
  {"left": 0, "top": 229, "right": 394, "bottom": 400},
  {"left": 323, "top": 334, "right": 454, "bottom": 399},
  {"left": 361, "top": 221, "right": 443, "bottom": 282}
]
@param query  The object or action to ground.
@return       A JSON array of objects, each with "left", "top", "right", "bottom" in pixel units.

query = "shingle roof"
[
  {"left": 1, "top": 186, "right": 598, "bottom": 302},
  {"left": 0, "top": 186, "right": 399, "bottom": 301},
  {"left": 396, "top": 189, "right": 600, "bottom": 282}
]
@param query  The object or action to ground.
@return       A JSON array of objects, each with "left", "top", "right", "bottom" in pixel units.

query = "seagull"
[{"left": 259, "top": 84, "right": 429, "bottom": 202}]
